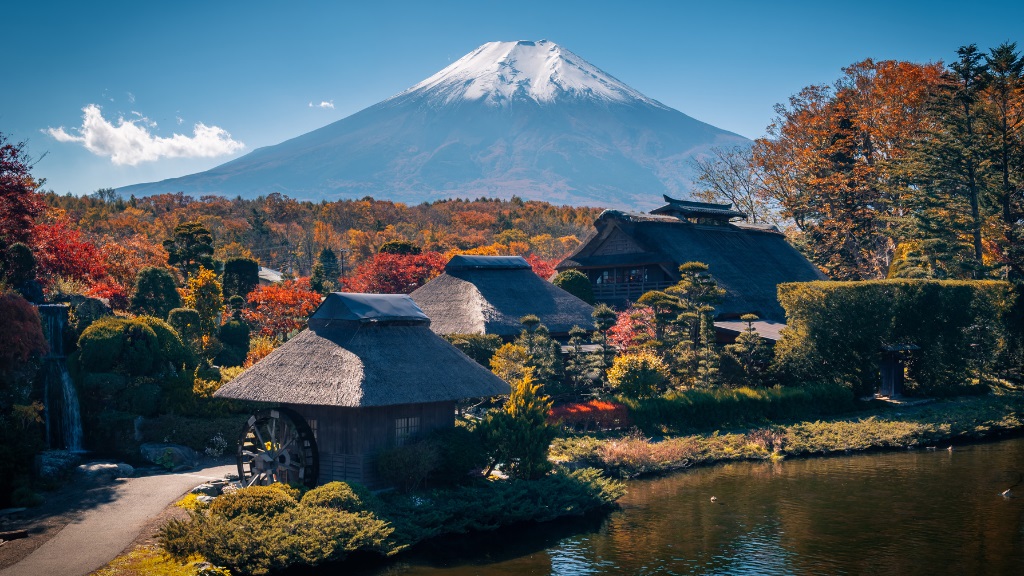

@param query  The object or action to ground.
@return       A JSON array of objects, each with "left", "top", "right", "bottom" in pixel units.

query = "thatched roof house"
[
  {"left": 410, "top": 255, "right": 595, "bottom": 339},
  {"left": 215, "top": 292, "right": 509, "bottom": 487},
  {"left": 556, "top": 196, "right": 825, "bottom": 321}
]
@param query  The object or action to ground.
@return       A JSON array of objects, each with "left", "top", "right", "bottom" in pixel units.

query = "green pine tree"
[
  {"left": 480, "top": 369, "right": 555, "bottom": 480},
  {"left": 164, "top": 221, "right": 215, "bottom": 281}
]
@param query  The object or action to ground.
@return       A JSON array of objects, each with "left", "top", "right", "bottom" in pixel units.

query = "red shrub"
[
  {"left": 548, "top": 400, "right": 632, "bottom": 431},
  {"left": 87, "top": 280, "right": 129, "bottom": 310}
]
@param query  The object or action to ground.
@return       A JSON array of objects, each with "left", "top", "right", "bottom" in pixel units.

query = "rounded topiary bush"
[
  {"left": 209, "top": 484, "right": 298, "bottom": 520},
  {"left": 120, "top": 322, "right": 159, "bottom": 375},
  {"left": 76, "top": 317, "right": 127, "bottom": 372},
  {"left": 300, "top": 481, "right": 372, "bottom": 512},
  {"left": 553, "top": 269, "right": 595, "bottom": 304},
  {"left": 608, "top": 349, "right": 669, "bottom": 399}
]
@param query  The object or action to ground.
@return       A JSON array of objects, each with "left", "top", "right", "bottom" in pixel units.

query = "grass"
[
  {"left": 92, "top": 545, "right": 226, "bottom": 576},
  {"left": 552, "top": 390, "right": 1024, "bottom": 478}
]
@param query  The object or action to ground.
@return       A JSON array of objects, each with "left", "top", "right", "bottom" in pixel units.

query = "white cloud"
[
  {"left": 45, "top": 104, "right": 244, "bottom": 166},
  {"left": 308, "top": 100, "right": 334, "bottom": 109},
  {"left": 127, "top": 92, "right": 135, "bottom": 104}
]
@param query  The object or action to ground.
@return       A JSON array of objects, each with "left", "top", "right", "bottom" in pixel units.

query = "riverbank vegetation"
[{"left": 551, "top": 391, "right": 1024, "bottom": 478}]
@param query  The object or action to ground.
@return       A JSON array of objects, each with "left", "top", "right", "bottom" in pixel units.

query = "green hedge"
[
  {"left": 775, "top": 280, "right": 1015, "bottom": 397},
  {"left": 623, "top": 383, "right": 855, "bottom": 434}
]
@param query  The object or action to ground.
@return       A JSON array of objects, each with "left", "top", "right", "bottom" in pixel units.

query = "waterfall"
[
  {"left": 58, "top": 365, "right": 83, "bottom": 451},
  {"left": 36, "top": 304, "right": 85, "bottom": 452}
]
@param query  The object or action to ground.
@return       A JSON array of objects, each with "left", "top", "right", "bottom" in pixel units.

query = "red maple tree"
[
  {"left": 32, "top": 211, "right": 107, "bottom": 287},
  {"left": 243, "top": 278, "right": 322, "bottom": 339},
  {"left": 341, "top": 252, "right": 446, "bottom": 294},
  {"left": 0, "top": 134, "right": 44, "bottom": 248}
]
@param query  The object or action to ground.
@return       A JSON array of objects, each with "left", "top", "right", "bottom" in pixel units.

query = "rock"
[
  {"left": 0, "top": 508, "right": 27, "bottom": 518},
  {"left": 190, "top": 483, "right": 224, "bottom": 496},
  {"left": 77, "top": 462, "right": 125, "bottom": 483},
  {"left": 220, "top": 484, "right": 240, "bottom": 495},
  {"left": 116, "top": 463, "right": 135, "bottom": 477},
  {"left": 35, "top": 450, "right": 82, "bottom": 481},
  {"left": 196, "top": 495, "right": 215, "bottom": 505},
  {"left": 139, "top": 443, "right": 199, "bottom": 470},
  {"left": 224, "top": 472, "right": 239, "bottom": 481}
]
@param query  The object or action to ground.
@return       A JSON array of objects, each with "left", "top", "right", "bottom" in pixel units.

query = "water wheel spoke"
[{"left": 236, "top": 407, "right": 319, "bottom": 489}]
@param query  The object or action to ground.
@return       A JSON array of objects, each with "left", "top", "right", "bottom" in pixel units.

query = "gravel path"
[{"left": 0, "top": 462, "right": 235, "bottom": 576}]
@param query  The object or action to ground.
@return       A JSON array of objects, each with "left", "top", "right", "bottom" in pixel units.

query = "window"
[
  {"left": 395, "top": 416, "right": 420, "bottom": 447},
  {"left": 308, "top": 419, "right": 318, "bottom": 440}
]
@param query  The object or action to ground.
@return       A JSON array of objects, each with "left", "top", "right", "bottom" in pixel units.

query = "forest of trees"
[{"left": 693, "top": 43, "right": 1024, "bottom": 282}]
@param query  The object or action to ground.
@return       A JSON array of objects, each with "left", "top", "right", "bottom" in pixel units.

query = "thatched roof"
[
  {"left": 557, "top": 210, "right": 825, "bottom": 321},
  {"left": 410, "top": 255, "right": 595, "bottom": 338},
  {"left": 214, "top": 293, "right": 509, "bottom": 407}
]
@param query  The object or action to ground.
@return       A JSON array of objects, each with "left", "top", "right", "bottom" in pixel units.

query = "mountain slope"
[{"left": 119, "top": 40, "right": 748, "bottom": 208}]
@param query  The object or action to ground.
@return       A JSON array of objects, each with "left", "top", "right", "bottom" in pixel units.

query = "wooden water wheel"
[{"left": 237, "top": 407, "right": 319, "bottom": 488}]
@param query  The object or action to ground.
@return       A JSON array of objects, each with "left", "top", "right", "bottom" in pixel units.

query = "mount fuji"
[{"left": 119, "top": 40, "right": 749, "bottom": 208}]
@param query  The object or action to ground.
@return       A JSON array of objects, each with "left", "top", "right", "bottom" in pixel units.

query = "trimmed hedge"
[
  {"left": 775, "top": 280, "right": 1015, "bottom": 397},
  {"left": 623, "top": 383, "right": 855, "bottom": 434}
]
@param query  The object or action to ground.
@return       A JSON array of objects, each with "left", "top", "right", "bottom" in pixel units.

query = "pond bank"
[{"left": 551, "top": 390, "right": 1024, "bottom": 478}]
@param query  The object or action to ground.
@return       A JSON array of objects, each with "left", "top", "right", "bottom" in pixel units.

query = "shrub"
[
  {"left": 552, "top": 269, "right": 595, "bottom": 304},
  {"left": 141, "top": 414, "right": 248, "bottom": 453},
  {"left": 167, "top": 308, "right": 202, "bottom": 353},
  {"left": 623, "top": 382, "right": 855, "bottom": 434},
  {"left": 209, "top": 484, "right": 298, "bottom": 520},
  {"left": 548, "top": 400, "right": 632, "bottom": 431},
  {"left": 426, "top": 426, "right": 487, "bottom": 485},
  {"left": 75, "top": 317, "right": 125, "bottom": 372},
  {"left": 775, "top": 280, "right": 1015, "bottom": 397},
  {"left": 376, "top": 441, "right": 440, "bottom": 493},
  {"left": 480, "top": 370, "right": 555, "bottom": 480},
  {"left": 131, "top": 267, "right": 181, "bottom": 319},
  {"left": 607, "top": 350, "right": 668, "bottom": 399},
  {"left": 443, "top": 333, "right": 502, "bottom": 367},
  {"left": 135, "top": 315, "right": 192, "bottom": 368},
  {"left": 300, "top": 481, "right": 373, "bottom": 512}
]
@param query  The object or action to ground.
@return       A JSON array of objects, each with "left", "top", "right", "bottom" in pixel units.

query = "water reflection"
[{"left": 368, "top": 438, "right": 1024, "bottom": 575}]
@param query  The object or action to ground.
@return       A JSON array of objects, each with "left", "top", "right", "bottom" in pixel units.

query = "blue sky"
[{"left": 3, "top": 0, "right": 1022, "bottom": 196}]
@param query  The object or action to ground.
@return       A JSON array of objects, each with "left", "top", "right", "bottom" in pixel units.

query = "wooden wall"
[{"left": 286, "top": 401, "right": 455, "bottom": 487}]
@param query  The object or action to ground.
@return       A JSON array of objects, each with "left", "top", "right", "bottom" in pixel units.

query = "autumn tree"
[
  {"left": 31, "top": 211, "right": 107, "bottom": 287},
  {"left": 754, "top": 59, "right": 944, "bottom": 279},
  {"left": 243, "top": 278, "right": 321, "bottom": 340},
  {"left": 691, "top": 145, "right": 780, "bottom": 225},
  {"left": 100, "top": 234, "right": 168, "bottom": 293},
  {"left": 607, "top": 349, "right": 669, "bottom": 399},
  {"left": 0, "top": 134, "right": 44, "bottom": 253},
  {"left": 164, "top": 221, "right": 214, "bottom": 281},
  {"left": 183, "top": 267, "right": 225, "bottom": 337},
  {"left": 341, "top": 252, "right": 446, "bottom": 294}
]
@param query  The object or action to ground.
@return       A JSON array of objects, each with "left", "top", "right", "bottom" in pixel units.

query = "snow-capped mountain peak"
[{"left": 392, "top": 40, "right": 666, "bottom": 108}]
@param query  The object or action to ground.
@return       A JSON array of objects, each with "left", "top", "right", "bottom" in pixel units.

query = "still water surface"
[{"left": 364, "top": 437, "right": 1024, "bottom": 575}]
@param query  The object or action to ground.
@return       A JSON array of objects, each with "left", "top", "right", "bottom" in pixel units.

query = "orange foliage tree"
[
  {"left": 754, "top": 59, "right": 945, "bottom": 279},
  {"left": 243, "top": 278, "right": 322, "bottom": 340},
  {"left": 341, "top": 252, "right": 446, "bottom": 294}
]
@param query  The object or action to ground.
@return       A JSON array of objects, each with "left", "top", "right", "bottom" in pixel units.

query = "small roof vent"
[
  {"left": 310, "top": 293, "right": 429, "bottom": 325},
  {"left": 444, "top": 255, "right": 531, "bottom": 271}
]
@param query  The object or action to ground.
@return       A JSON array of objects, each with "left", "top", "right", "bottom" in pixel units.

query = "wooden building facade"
[{"left": 556, "top": 195, "right": 824, "bottom": 322}]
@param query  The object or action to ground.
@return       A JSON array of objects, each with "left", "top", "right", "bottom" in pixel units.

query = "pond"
[{"left": 365, "top": 437, "right": 1024, "bottom": 575}]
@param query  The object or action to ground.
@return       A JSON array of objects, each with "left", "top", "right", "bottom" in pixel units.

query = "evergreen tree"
[
  {"left": 480, "top": 369, "right": 555, "bottom": 480},
  {"left": 317, "top": 248, "right": 341, "bottom": 283},
  {"left": 722, "top": 314, "right": 772, "bottom": 387},
  {"left": 164, "top": 221, "right": 215, "bottom": 281},
  {"left": 514, "top": 315, "right": 564, "bottom": 394},
  {"left": 694, "top": 306, "right": 721, "bottom": 388},
  {"left": 222, "top": 257, "right": 260, "bottom": 299},
  {"left": 131, "top": 267, "right": 181, "bottom": 319},
  {"left": 909, "top": 45, "right": 999, "bottom": 278},
  {"left": 310, "top": 262, "right": 329, "bottom": 295},
  {"left": 563, "top": 325, "right": 600, "bottom": 399},
  {"left": 984, "top": 42, "right": 1024, "bottom": 278},
  {"left": 591, "top": 303, "right": 618, "bottom": 371}
]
